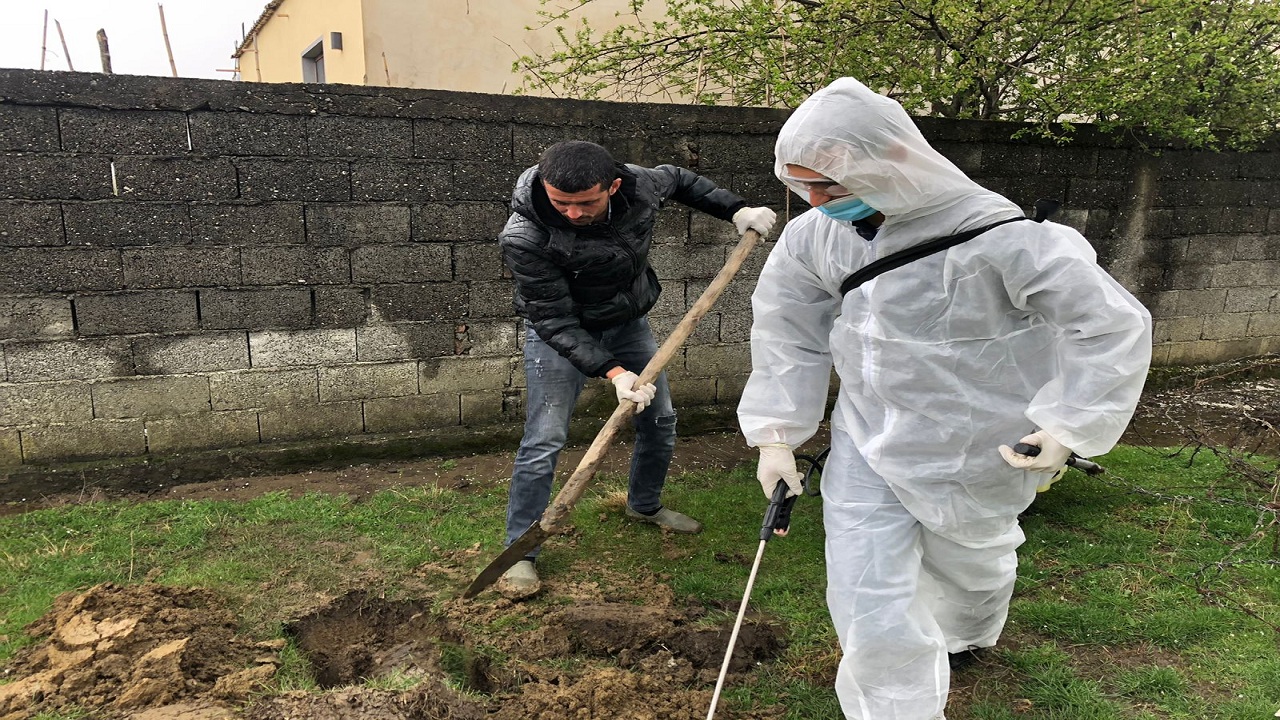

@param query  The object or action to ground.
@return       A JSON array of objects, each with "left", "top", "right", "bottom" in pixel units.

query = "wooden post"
[
  {"left": 55, "top": 20, "right": 74, "bottom": 71},
  {"left": 97, "top": 29, "right": 112, "bottom": 74},
  {"left": 158, "top": 4, "right": 178, "bottom": 77},
  {"left": 40, "top": 10, "right": 49, "bottom": 70}
]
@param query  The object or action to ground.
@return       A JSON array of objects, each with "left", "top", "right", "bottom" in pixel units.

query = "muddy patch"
[
  {"left": 0, "top": 573, "right": 788, "bottom": 720},
  {"left": 0, "top": 583, "right": 275, "bottom": 720}
]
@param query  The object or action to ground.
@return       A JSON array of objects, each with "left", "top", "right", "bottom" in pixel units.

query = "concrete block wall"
[{"left": 1, "top": 68, "right": 1278, "bottom": 475}]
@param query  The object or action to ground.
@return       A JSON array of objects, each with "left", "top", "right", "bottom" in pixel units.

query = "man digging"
[{"left": 495, "top": 140, "right": 776, "bottom": 598}]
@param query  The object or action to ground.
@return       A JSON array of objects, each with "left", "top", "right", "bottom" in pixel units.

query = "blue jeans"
[{"left": 505, "top": 317, "right": 678, "bottom": 554}]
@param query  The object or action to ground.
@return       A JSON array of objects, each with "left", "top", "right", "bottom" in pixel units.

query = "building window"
[{"left": 302, "top": 38, "right": 325, "bottom": 83}]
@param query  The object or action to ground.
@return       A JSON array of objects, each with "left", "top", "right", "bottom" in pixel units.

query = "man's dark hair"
[{"left": 538, "top": 141, "right": 619, "bottom": 193}]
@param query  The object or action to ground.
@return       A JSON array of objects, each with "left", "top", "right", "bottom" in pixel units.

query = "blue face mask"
[{"left": 819, "top": 195, "right": 879, "bottom": 222}]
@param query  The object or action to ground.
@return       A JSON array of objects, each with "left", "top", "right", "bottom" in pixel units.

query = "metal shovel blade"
[{"left": 463, "top": 523, "right": 552, "bottom": 599}]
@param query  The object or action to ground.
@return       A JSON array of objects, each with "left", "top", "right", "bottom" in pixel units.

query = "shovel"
[{"left": 463, "top": 228, "right": 765, "bottom": 599}]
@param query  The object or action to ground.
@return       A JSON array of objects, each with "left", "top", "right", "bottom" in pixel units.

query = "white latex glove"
[
  {"left": 756, "top": 443, "right": 804, "bottom": 499},
  {"left": 610, "top": 371, "right": 656, "bottom": 411},
  {"left": 732, "top": 206, "right": 777, "bottom": 238},
  {"left": 998, "top": 430, "right": 1072, "bottom": 473}
]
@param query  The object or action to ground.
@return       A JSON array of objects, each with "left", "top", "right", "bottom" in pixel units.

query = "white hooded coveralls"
[{"left": 738, "top": 79, "right": 1152, "bottom": 719}]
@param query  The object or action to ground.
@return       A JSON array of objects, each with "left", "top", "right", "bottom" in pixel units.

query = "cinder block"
[
  {"left": 1200, "top": 313, "right": 1251, "bottom": 340},
  {"left": 351, "top": 245, "right": 451, "bottom": 283},
  {"left": 1223, "top": 287, "right": 1277, "bottom": 313},
  {"left": 1234, "top": 235, "right": 1280, "bottom": 261},
  {"left": 60, "top": 109, "right": 188, "bottom": 154},
  {"left": 92, "top": 376, "right": 211, "bottom": 418},
  {"left": 511, "top": 125, "right": 606, "bottom": 166},
  {"left": 419, "top": 356, "right": 513, "bottom": 394},
  {"left": 309, "top": 115, "right": 412, "bottom": 158},
  {"left": 249, "top": 328, "right": 356, "bottom": 367},
  {"left": 350, "top": 160, "right": 450, "bottom": 202},
  {"left": 689, "top": 213, "right": 739, "bottom": 245},
  {"left": 456, "top": 321, "right": 519, "bottom": 357},
  {"left": 4, "top": 338, "right": 133, "bottom": 382},
  {"left": 1152, "top": 316, "right": 1205, "bottom": 343},
  {"left": 688, "top": 275, "right": 754, "bottom": 310},
  {"left": 75, "top": 291, "right": 199, "bottom": 335},
  {"left": 692, "top": 133, "right": 778, "bottom": 173},
  {"left": 355, "top": 322, "right": 454, "bottom": 361},
  {"left": 1271, "top": 209, "right": 1280, "bottom": 234},
  {"left": 200, "top": 288, "right": 312, "bottom": 330},
  {"left": 413, "top": 119, "right": 510, "bottom": 162},
  {"left": 363, "top": 394, "right": 459, "bottom": 433},
  {"left": 0, "top": 428, "right": 20, "bottom": 465},
  {"left": 0, "top": 248, "right": 122, "bottom": 293},
  {"left": 469, "top": 280, "right": 514, "bottom": 319},
  {"left": 411, "top": 202, "right": 509, "bottom": 242},
  {"left": 651, "top": 282, "right": 688, "bottom": 316},
  {"left": 1173, "top": 288, "right": 1227, "bottom": 316},
  {"left": 650, "top": 244, "right": 726, "bottom": 281},
  {"left": 0, "top": 297, "right": 74, "bottom": 340},
  {"left": 447, "top": 162, "right": 517, "bottom": 202},
  {"left": 0, "top": 381, "right": 94, "bottom": 425},
  {"left": 146, "top": 410, "right": 260, "bottom": 454},
  {"left": 21, "top": 419, "right": 146, "bottom": 462},
  {"left": 210, "top": 367, "right": 317, "bottom": 411},
  {"left": 123, "top": 247, "right": 241, "bottom": 288},
  {"left": 669, "top": 376, "right": 717, "bottom": 406},
  {"left": 114, "top": 157, "right": 238, "bottom": 201},
  {"left": 259, "top": 401, "right": 363, "bottom": 442},
  {"left": 716, "top": 373, "right": 750, "bottom": 404},
  {"left": 453, "top": 243, "right": 505, "bottom": 281},
  {"left": 981, "top": 145, "right": 1043, "bottom": 175},
  {"left": 460, "top": 390, "right": 506, "bottom": 425},
  {"left": 652, "top": 208, "right": 691, "bottom": 244},
  {"left": 314, "top": 287, "right": 369, "bottom": 327},
  {"left": 0, "top": 154, "right": 114, "bottom": 200},
  {"left": 1165, "top": 265, "right": 1212, "bottom": 291},
  {"left": 306, "top": 204, "right": 410, "bottom": 246},
  {"left": 0, "top": 105, "right": 59, "bottom": 152},
  {"left": 189, "top": 202, "right": 305, "bottom": 245},
  {"left": 188, "top": 111, "right": 307, "bottom": 156},
  {"left": 649, "top": 313, "right": 719, "bottom": 347},
  {"left": 1220, "top": 208, "right": 1270, "bottom": 234},
  {"left": 718, "top": 312, "right": 751, "bottom": 343},
  {"left": 685, "top": 343, "right": 751, "bottom": 376},
  {"left": 241, "top": 247, "right": 349, "bottom": 285},
  {"left": 133, "top": 333, "right": 250, "bottom": 375},
  {"left": 237, "top": 159, "right": 350, "bottom": 201},
  {"left": 367, "top": 283, "right": 468, "bottom": 322},
  {"left": 318, "top": 361, "right": 418, "bottom": 401},
  {"left": 64, "top": 202, "right": 191, "bottom": 246},
  {"left": 1248, "top": 312, "right": 1280, "bottom": 338},
  {"left": 1186, "top": 236, "right": 1238, "bottom": 264},
  {"left": 1211, "top": 261, "right": 1280, "bottom": 288},
  {"left": 0, "top": 201, "right": 64, "bottom": 246}
]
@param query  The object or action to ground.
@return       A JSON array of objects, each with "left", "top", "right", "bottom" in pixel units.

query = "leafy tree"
[{"left": 515, "top": 0, "right": 1280, "bottom": 149}]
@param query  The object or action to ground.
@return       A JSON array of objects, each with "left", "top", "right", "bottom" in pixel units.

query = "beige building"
[{"left": 233, "top": 0, "right": 662, "bottom": 95}]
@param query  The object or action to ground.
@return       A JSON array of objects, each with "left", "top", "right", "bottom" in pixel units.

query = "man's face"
[
  {"left": 781, "top": 164, "right": 853, "bottom": 207},
  {"left": 543, "top": 178, "right": 622, "bottom": 226}
]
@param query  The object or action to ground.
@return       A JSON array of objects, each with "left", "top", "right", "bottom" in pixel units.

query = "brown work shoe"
[{"left": 625, "top": 505, "right": 703, "bottom": 534}]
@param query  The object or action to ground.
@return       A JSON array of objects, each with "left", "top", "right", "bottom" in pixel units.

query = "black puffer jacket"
[{"left": 499, "top": 163, "right": 747, "bottom": 377}]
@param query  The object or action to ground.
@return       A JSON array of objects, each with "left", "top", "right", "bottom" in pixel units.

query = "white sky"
[{"left": 0, "top": 0, "right": 273, "bottom": 79}]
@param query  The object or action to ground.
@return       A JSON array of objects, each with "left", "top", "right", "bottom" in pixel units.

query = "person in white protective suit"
[{"left": 738, "top": 78, "right": 1153, "bottom": 720}]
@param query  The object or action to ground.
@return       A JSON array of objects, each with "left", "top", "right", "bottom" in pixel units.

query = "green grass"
[{"left": 1, "top": 443, "right": 1277, "bottom": 719}]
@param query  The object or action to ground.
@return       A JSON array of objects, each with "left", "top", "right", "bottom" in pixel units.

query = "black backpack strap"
[{"left": 839, "top": 200, "right": 1060, "bottom": 297}]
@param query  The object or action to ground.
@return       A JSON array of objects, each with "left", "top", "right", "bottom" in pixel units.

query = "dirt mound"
[
  {"left": 243, "top": 682, "right": 486, "bottom": 720},
  {"left": 0, "top": 583, "right": 277, "bottom": 720}
]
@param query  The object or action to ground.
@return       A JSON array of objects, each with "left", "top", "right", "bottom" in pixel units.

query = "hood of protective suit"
[{"left": 775, "top": 78, "right": 992, "bottom": 218}]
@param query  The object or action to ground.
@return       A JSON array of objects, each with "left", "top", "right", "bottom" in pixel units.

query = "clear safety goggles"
[{"left": 780, "top": 172, "right": 854, "bottom": 198}]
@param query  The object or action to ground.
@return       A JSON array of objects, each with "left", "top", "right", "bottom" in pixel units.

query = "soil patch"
[{"left": 0, "top": 583, "right": 275, "bottom": 720}]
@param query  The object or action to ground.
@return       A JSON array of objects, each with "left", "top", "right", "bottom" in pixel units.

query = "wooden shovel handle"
[{"left": 539, "top": 229, "right": 763, "bottom": 530}]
